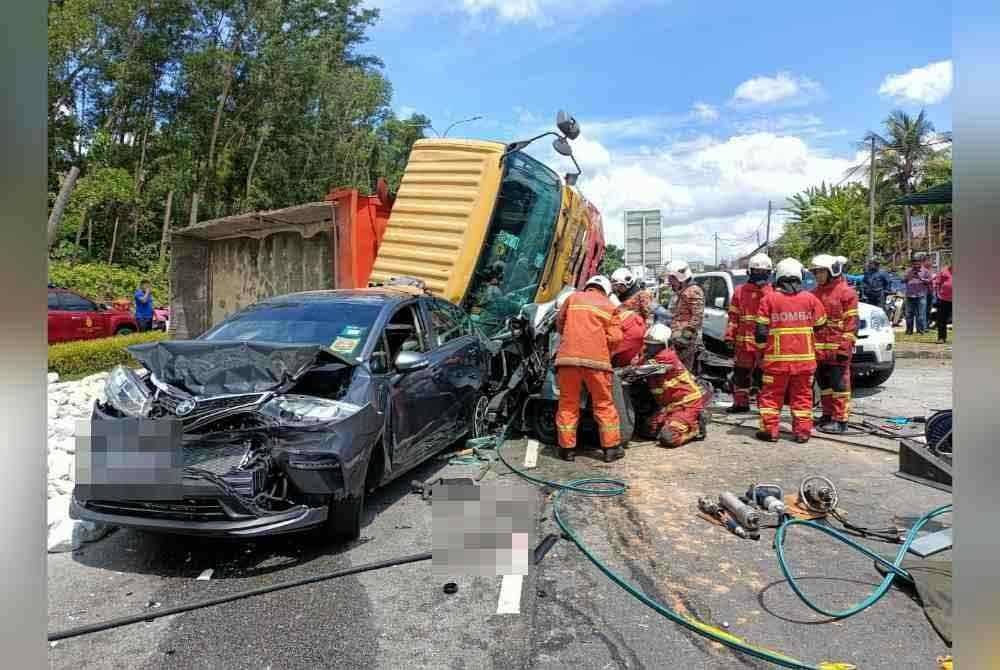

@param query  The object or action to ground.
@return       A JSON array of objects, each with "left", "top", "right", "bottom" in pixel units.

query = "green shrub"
[
  {"left": 48, "top": 261, "right": 169, "bottom": 305},
  {"left": 49, "top": 331, "right": 168, "bottom": 379}
]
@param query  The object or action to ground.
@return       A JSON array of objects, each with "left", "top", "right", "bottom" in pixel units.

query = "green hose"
[
  {"left": 775, "top": 503, "right": 952, "bottom": 619},
  {"left": 495, "top": 440, "right": 855, "bottom": 670}
]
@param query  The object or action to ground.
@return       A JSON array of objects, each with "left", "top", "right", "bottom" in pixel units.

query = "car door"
[
  {"left": 48, "top": 291, "right": 69, "bottom": 343},
  {"left": 424, "top": 298, "right": 485, "bottom": 437},
  {"left": 375, "top": 302, "right": 447, "bottom": 471},
  {"left": 59, "top": 291, "right": 105, "bottom": 341},
  {"left": 694, "top": 274, "right": 730, "bottom": 343}
]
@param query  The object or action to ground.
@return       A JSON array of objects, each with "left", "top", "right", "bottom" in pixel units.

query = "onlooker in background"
[
  {"left": 903, "top": 254, "right": 932, "bottom": 335},
  {"left": 922, "top": 255, "right": 936, "bottom": 328},
  {"left": 933, "top": 264, "right": 953, "bottom": 344},
  {"left": 861, "top": 258, "right": 892, "bottom": 312},
  {"left": 134, "top": 280, "right": 154, "bottom": 332}
]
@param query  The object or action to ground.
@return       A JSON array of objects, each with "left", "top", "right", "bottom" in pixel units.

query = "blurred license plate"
[{"left": 75, "top": 418, "right": 185, "bottom": 500}]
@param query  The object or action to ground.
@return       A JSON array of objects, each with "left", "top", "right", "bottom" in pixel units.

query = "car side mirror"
[
  {"left": 394, "top": 350, "right": 429, "bottom": 373},
  {"left": 714, "top": 296, "right": 725, "bottom": 309}
]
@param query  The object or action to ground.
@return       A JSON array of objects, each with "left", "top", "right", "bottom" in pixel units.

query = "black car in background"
[{"left": 71, "top": 287, "right": 492, "bottom": 541}]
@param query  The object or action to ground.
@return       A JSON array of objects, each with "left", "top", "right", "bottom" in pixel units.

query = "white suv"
[{"left": 693, "top": 269, "right": 896, "bottom": 387}]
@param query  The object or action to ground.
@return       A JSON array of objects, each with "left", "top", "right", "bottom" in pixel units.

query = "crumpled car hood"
[{"left": 128, "top": 340, "right": 355, "bottom": 396}]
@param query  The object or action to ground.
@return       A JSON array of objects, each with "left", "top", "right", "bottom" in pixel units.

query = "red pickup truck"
[{"left": 48, "top": 287, "right": 139, "bottom": 344}]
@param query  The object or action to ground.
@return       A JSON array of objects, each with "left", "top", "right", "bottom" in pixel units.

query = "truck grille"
[{"left": 84, "top": 499, "right": 229, "bottom": 521}]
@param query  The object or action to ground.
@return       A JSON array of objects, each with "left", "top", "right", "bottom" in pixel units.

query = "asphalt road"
[{"left": 48, "top": 359, "right": 952, "bottom": 669}]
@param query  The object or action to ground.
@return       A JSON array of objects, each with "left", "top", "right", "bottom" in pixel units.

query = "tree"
[{"left": 599, "top": 244, "right": 626, "bottom": 275}]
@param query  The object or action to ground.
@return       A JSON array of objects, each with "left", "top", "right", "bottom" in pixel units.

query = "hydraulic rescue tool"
[
  {"left": 719, "top": 491, "right": 761, "bottom": 531},
  {"left": 798, "top": 475, "right": 839, "bottom": 514},
  {"left": 746, "top": 483, "right": 786, "bottom": 516},
  {"left": 698, "top": 497, "right": 750, "bottom": 539}
]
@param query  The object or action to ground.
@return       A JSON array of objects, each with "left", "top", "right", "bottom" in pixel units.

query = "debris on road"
[{"left": 196, "top": 569, "right": 214, "bottom": 581}]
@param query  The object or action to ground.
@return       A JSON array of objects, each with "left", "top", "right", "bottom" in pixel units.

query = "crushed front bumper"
[{"left": 69, "top": 493, "right": 328, "bottom": 537}]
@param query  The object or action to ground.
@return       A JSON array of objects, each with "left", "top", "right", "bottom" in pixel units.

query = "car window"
[
  {"left": 201, "top": 299, "right": 382, "bottom": 355},
  {"left": 429, "top": 299, "right": 468, "bottom": 346},
  {"left": 701, "top": 277, "right": 729, "bottom": 309},
  {"left": 60, "top": 292, "right": 97, "bottom": 312},
  {"left": 48, "top": 291, "right": 62, "bottom": 310}
]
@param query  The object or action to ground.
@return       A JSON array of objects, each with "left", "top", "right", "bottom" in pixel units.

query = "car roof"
[{"left": 259, "top": 287, "right": 430, "bottom": 307}]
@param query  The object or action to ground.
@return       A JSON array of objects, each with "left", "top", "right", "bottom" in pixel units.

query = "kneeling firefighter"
[
  {"left": 554, "top": 275, "right": 626, "bottom": 463},
  {"left": 810, "top": 254, "right": 859, "bottom": 434},
  {"left": 724, "top": 253, "right": 773, "bottom": 413},
  {"left": 754, "top": 258, "right": 827, "bottom": 443},
  {"left": 635, "top": 324, "right": 708, "bottom": 447}
]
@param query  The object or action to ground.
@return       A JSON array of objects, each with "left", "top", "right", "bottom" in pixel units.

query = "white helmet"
[
  {"left": 810, "top": 253, "right": 844, "bottom": 277},
  {"left": 664, "top": 260, "right": 692, "bottom": 283},
  {"left": 748, "top": 253, "right": 773, "bottom": 271},
  {"left": 584, "top": 275, "right": 612, "bottom": 296},
  {"left": 610, "top": 267, "right": 636, "bottom": 289},
  {"left": 644, "top": 323, "right": 672, "bottom": 344},
  {"left": 774, "top": 258, "right": 805, "bottom": 282}
]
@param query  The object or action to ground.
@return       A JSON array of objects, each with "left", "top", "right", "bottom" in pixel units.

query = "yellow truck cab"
[{"left": 369, "top": 125, "right": 603, "bottom": 335}]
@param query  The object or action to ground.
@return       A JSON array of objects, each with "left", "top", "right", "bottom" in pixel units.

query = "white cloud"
[
  {"left": 691, "top": 102, "right": 719, "bottom": 122},
  {"left": 396, "top": 105, "right": 417, "bottom": 118},
  {"left": 731, "top": 71, "right": 822, "bottom": 106},
  {"left": 458, "top": 0, "right": 633, "bottom": 23},
  {"left": 526, "top": 130, "right": 855, "bottom": 263},
  {"left": 878, "top": 60, "right": 953, "bottom": 105}
]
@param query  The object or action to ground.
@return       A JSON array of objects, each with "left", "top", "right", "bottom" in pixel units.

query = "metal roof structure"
[
  {"left": 893, "top": 182, "right": 952, "bottom": 206},
  {"left": 175, "top": 201, "right": 336, "bottom": 240}
]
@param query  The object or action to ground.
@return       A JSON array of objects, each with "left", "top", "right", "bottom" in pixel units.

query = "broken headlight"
[
  {"left": 105, "top": 365, "right": 153, "bottom": 417},
  {"left": 259, "top": 395, "right": 360, "bottom": 427},
  {"left": 867, "top": 310, "right": 890, "bottom": 331}
]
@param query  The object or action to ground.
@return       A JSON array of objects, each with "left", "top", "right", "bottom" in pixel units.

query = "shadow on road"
[{"left": 756, "top": 576, "right": 893, "bottom": 625}]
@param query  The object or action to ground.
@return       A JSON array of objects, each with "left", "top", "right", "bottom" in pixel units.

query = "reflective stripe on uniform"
[
  {"left": 761, "top": 375, "right": 774, "bottom": 383},
  {"left": 764, "top": 353, "right": 816, "bottom": 362},
  {"left": 771, "top": 326, "right": 814, "bottom": 335},
  {"left": 815, "top": 316, "right": 827, "bottom": 326},
  {"left": 832, "top": 391, "right": 851, "bottom": 398},
  {"left": 843, "top": 333, "right": 857, "bottom": 341},
  {"left": 758, "top": 408, "right": 780, "bottom": 415},
  {"left": 666, "top": 390, "right": 703, "bottom": 411},
  {"left": 598, "top": 423, "right": 621, "bottom": 432},
  {"left": 755, "top": 316, "right": 770, "bottom": 324},
  {"left": 791, "top": 409, "right": 813, "bottom": 418},
  {"left": 815, "top": 343, "right": 840, "bottom": 350},
  {"left": 820, "top": 389, "right": 833, "bottom": 396},
  {"left": 740, "top": 315, "right": 758, "bottom": 322},
  {"left": 844, "top": 309, "right": 859, "bottom": 317},
  {"left": 557, "top": 423, "right": 577, "bottom": 433}
]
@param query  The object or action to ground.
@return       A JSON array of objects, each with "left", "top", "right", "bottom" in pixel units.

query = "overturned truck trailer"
[{"left": 169, "top": 185, "right": 392, "bottom": 339}]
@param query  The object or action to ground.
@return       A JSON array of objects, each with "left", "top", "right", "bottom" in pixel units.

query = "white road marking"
[
  {"left": 496, "top": 574, "right": 523, "bottom": 614},
  {"left": 523, "top": 439, "right": 539, "bottom": 469}
]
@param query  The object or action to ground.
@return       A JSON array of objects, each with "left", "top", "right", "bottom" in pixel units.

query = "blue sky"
[{"left": 365, "top": 0, "right": 952, "bottom": 262}]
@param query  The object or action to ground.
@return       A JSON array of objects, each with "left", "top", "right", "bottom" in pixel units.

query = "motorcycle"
[
  {"left": 152, "top": 306, "right": 170, "bottom": 331},
  {"left": 885, "top": 293, "right": 905, "bottom": 327}
]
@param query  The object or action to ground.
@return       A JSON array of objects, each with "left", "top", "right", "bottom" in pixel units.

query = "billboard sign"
[{"left": 624, "top": 210, "right": 662, "bottom": 274}]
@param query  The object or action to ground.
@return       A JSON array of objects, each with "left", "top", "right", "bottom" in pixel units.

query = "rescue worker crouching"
[
  {"left": 633, "top": 324, "right": 708, "bottom": 447},
  {"left": 611, "top": 268, "right": 654, "bottom": 324},
  {"left": 554, "top": 275, "right": 626, "bottom": 463},
  {"left": 754, "top": 258, "right": 827, "bottom": 444},
  {"left": 724, "top": 253, "right": 773, "bottom": 414},
  {"left": 810, "top": 254, "right": 859, "bottom": 434},
  {"left": 664, "top": 260, "right": 705, "bottom": 373}
]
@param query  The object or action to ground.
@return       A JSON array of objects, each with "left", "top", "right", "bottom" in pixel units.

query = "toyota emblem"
[{"left": 174, "top": 399, "right": 196, "bottom": 416}]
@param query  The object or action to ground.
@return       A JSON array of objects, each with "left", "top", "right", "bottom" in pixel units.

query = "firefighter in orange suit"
[
  {"left": 554, "top": 275, "right": 625, "bottom": 462},
  {"left": 611, "top": 268, "right": 654, "bottom": 323},
  {"left": 754, "top": 258, "right": 827, "bottom": 443},
  {"left": 611, "top": 306, "right": 647, "bottom": 368},
  {"left": 634, "top": 324, "right": 708, "bottom": 447},
  {"left": 724, "top": 253, "right": 773, "bottom": 413},
  {"left": 664, "top": 259, "right": 705, "bottom": 373},
  {"left": 810, "top": 254, "right": 859, "bottom": 434}
]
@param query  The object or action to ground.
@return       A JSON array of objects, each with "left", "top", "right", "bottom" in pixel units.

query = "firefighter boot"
[
  {"left": 823, "top": 421, "right": 848, "bottom": 434},
  {"left": 559, "top": 448, "right": 576, "bottom": 462},
  {"left": 726, "top": 404, "right": 751, "bottom": 414},
  {"left": 603, "top": 446, "right": 625, "bottom": 463},
  {"left": 794, "top": 434, "right": 810, "bottom": 444},
  {"left": 693, "top": 411, "right": 708, "bottom": 441},
  {"left": 755, "top": 430, "right": 779, "bottom": 443}
]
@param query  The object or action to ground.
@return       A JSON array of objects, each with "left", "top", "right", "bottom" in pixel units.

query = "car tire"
[
  {"left": 325, "top": 469, "right": 367, "bottom": 542},
  {"left": 115, "top": 326, "right": 135, "bottom": 336},
  {"left": 854, "top": 360, "right": 895, "bottom": 388},
  {"left": 471, "top": 393, "right": 490, "bottom": 439},
  {"left": 530, "top": 400, "right": 558, "bottom": 445}
]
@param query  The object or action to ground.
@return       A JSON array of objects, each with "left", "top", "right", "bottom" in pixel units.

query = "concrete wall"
[{"left": 207, "top": 230, "right": 333, "bottom": 327}]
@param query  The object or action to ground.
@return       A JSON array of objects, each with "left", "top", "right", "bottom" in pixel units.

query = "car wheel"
[
  {"left": 325, "top": 464, "right": 367, "bottom": 542},
  {"left": 115, "top": 326, "right": 135, "bottom": 336},
  {"left": 530, "top": 400, "right": 558, "bottom": 445},
  {"left": 854, "top": 360, "right": 895, "bottom": 388},
  {"left": 471, "top": 393, "right": 490, "bottom": 439}
]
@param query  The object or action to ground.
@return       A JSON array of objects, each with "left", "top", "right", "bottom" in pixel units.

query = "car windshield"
[
  {"left": 200, "top": 299, "right": 383, "bottom": 357},
  {"left": 463, "top": 151, "right": 562, "bottom": 335}
]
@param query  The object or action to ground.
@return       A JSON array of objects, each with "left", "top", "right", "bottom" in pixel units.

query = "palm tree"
[{"left": 862, "top": 110, "right": 937, "bottom": 260}]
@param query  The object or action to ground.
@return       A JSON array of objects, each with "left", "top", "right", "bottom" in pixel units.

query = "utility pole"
[
  {"left": 868, "top": 136, "right": 877, "bottom": 262},
  {"left": 714, "top": 232, "right": 719, "bottom": 268},
  {"left": 765, "top": 200, "right": 772, "bottom": 255}
]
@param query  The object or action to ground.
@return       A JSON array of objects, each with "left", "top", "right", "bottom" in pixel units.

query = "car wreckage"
[{"left": 71, "top": 287, "right": 492, "bottom": 540}]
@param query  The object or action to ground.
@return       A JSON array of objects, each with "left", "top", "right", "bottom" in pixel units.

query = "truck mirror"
[
  {"left": 552, "top": 136, "right": 573, "bottom": 157},
  {"left": 556, "top": 110, "right": 580, "bottom": 140}
]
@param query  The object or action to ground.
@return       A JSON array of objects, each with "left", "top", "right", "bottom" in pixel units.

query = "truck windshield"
[
  {"left": 200, "top": 299, "right": 383, "bottom": 357},
  {"left": 463, "top": 151, "right": 562, "bottom": 335}
]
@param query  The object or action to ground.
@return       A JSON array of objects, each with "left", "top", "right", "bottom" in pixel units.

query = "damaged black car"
[{"left": 70, "top": 288, "right": 492, "bottom": 541}]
